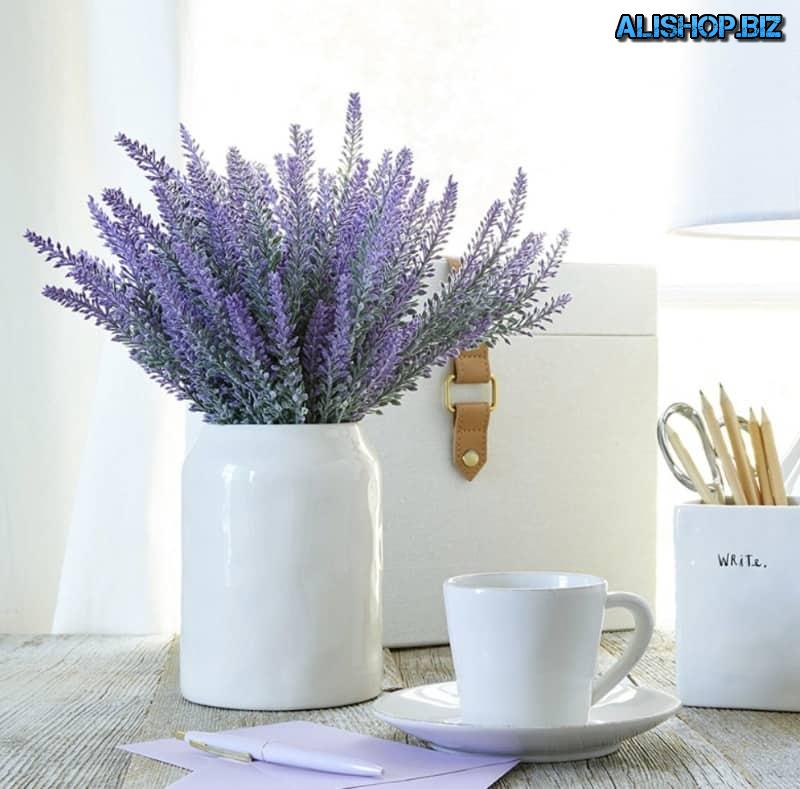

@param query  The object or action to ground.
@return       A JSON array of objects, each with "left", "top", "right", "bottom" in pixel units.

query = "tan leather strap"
[
  {"left": 445, "top": 256, "right": 492, "bottom": 481},
  {"left": 454, "top": 345, "right": 490, "bottom": 384},
  {"left": 452, "top": 402, "right": 490, "bottom": 481}
]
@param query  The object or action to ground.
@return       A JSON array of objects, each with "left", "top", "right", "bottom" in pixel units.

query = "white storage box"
[
  {"left": 675, "top": 500, "right": 800, "bottom": 711},
  {"left": 362, "top": 263, "right": 657, "bottom": 647}
]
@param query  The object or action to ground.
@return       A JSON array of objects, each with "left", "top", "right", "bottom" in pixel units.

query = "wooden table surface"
[{"left": 2, "top": 631, "right": 799, "bottom": 788}]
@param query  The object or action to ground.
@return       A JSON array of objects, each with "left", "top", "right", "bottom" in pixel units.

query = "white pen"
[{"left": 175, "top": 730, "right": 384, "bottom": 777}]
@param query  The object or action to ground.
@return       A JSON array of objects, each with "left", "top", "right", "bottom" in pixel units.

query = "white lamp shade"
[{"left": 673, "top": 21, "right": 800, "bottom": 239}]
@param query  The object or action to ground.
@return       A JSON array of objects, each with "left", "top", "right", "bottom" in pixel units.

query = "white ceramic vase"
[{"left": 180, "top": 423, "right": 383, "bottom": 710}]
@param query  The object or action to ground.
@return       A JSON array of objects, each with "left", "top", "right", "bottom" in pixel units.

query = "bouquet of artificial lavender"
[{"left": 26, "top": 94, "right": 570, "bottom": 424}]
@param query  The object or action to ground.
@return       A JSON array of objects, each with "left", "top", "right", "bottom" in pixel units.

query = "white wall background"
[
  {"left": 1, "top": 0, "right": 184, "bottom": 634},
  {"left": 2, "top": 0, "right": 799, "bottom": 631},
  {"left": 0, "top": 1, "right": 101, "bottom": 632},
  {"left": 178, "top": 0, "right": 684, "bottom": 264}
]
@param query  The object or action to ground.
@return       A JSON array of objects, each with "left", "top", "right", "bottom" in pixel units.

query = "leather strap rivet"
[{"left": 462, "top": 449, "right": 480, "bottom": 468}]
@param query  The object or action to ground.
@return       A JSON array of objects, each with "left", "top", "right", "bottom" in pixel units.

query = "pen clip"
[{"left": 186, "top": 738, "right": 254, "bottom": 763}]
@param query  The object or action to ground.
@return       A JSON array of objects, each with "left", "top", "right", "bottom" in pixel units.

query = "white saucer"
[{"left": 373, "top": 682, "right": 681, "bottom": 763}]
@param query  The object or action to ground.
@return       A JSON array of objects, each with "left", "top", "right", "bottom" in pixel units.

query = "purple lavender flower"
[{"left": 26, "top": 94, "right": 571, "bottom": 424}]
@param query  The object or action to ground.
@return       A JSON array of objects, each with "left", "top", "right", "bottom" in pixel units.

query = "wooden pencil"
[
  {"left": 761, "top": 408, "right": 788, "bottom": 505},
  {"left": 666, "top": 425, "right": 717, "bottom": 505},
  {"left": 720, "top": 385, "right": 759, "bottom": 504},
  {"left": 749, "top": 408, "right": 773, "bottom": 505},
  {"left": 700, "top": 390, "right": 747, "bottom": 505}
]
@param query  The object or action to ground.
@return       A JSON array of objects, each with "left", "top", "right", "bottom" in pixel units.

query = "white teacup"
[{"left": 443, "top": 571, "right": 654, "bottom": 728}]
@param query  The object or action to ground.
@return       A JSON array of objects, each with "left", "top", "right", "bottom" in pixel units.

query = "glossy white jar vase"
[{"left": 180, "top": 423, "right": 383, "bottom": 710}]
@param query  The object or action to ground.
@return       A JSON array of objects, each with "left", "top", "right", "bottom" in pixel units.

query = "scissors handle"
[{"left": 657, "top": 402, "right": 725, "bottom": 502}]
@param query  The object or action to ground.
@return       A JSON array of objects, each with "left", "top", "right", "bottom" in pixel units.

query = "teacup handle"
[{"left": 591, "top": 592, "right": 654, "bottom": 704}]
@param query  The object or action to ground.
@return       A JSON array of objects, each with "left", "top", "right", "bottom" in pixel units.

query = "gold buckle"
[{"left": 443, "top": 374, "right": 498, "bottom": 414}]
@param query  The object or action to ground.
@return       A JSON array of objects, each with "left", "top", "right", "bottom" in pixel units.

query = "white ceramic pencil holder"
[{"left": 675, "top": 497, "right": 800, "bottom": 710}]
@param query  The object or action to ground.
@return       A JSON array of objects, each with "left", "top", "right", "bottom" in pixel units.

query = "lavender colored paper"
[
  {"left": 121, "top": 721, "right": 518, "bottom": 788},
  {"left": 167, "top": 761, "right": 517, "bottom": 789}
]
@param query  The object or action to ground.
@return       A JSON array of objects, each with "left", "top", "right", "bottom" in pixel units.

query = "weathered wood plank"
[
  {"left": 120, "top": 645, "right": 404, "bottom": 788},
  {"left": 603, "top": 631, "right": 800, "bottom": 788},
  {"left": 491, "top": 717, "right": 752, "bottom": 789},
  {"left": 122, "top": 636, "right": 758, "bottom": 788},
  {"left": 603, "top": 630, "right": 677, "bottom": 691},
  {"left": 5, "top": 633, "right": 799, "bottom": 788},
  {"left": 0, "top": 635, "right": 172, "bottom": 789},
  {"left": 393, "top": 643, "right": 453, "bottom": 687}
]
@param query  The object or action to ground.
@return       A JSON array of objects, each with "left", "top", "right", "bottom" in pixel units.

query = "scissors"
[{"left": 657, "top": 402, "right": 748, "bottom": 504}]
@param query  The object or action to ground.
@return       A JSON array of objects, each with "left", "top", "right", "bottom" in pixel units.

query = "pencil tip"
[{"left": 749, "top": 407, "right": 756, "bottom": 420}]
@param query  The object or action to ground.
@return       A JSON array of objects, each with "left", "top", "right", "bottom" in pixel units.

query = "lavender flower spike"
[{"left": 26, "top": 95, "right": 570, "bottom": 424}]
